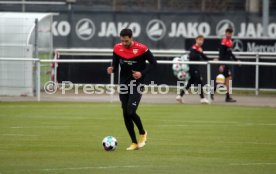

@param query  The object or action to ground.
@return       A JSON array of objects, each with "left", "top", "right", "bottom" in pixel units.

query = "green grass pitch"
[{"left": 0, "top": 102, "right": 276, "bottom": 174}]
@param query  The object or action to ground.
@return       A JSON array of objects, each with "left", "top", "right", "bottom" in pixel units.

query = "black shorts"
[
  {"left": 189, "top": 69, "right": 203, "bottom": 84},
  {"left": 119, "top": 82, "right": 144, "bottom": 112},
  {"left": 222, "top": 65, "right": 232, "bottom": 78}
]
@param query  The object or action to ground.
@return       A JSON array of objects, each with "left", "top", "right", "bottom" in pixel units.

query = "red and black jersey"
[
  {"left": 219, "top": 38, "right": 237, "bottom": 61},
  {"left": 189, "top": 44, "right": 210, "bottom": 70},
  {"left": 112, "top": 41, "right": 157, "bottom": 84}
]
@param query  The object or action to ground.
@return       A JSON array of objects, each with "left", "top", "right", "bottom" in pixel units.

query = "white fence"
[
  {"left": 53, "top": 48, "right": 276, "bottom": 95},
  {"left": 1, "top": 49, "right": 276, "bottom": 101}
]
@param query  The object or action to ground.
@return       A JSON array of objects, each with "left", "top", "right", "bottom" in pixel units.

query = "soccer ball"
[
  {"left": 179, "top": 63, "right": 189, "bottom": 72},
  {"left": 179, "top": 55, "right": 189, "bottom": 72},
  {"left": 177, "top": 71, "right": 190, "bottom": 81},
  {"left": 172, "top": 56, "right": 190, "bottom": 74},
  {"left": 172, "top": 57, "right": 182, "bottom": 72},
  {"left": 180, "top": 54, "right": 189, "bottom": 61},
  {"left": 216, "top": 74, "right": 225, "bottom": 84},
  {"left": 172, "top": 63, "right": 183, "bottom": 72},
  {"left": 172, "top": 57, "right": 181, "bottom": 63},
  {"left": 102, "top": 136, "right": 117, "bottom": 151}
]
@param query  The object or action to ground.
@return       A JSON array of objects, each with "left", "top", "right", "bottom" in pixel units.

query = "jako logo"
[
  {"left": 146, "top": 19, "right": 166, "bottom": 41},
  {"left": 216, "top": 19, "right": 235, "bottom": 37},
  {"left": 75, "top": 18, "right": 95, "bottom": 40}
]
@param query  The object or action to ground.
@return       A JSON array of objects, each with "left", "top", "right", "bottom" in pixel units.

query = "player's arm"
[
  {"left": 200, "top": 52, "right": 211, "bottom": 61},
  {"left": 229, "top": 50, "right": 238, "bottom": 61},
  {"left": 141, "top": 49, "right": 157, "bottom": 77},
  {"left": 133, "top": 49, "right": 157, "bottom": 80},
  {"left": 190, "top": 48, "right": 210, "bottom": 61},
  {"left": 107, "top": 52, "right": 119, "bottom": 74},
  {"left": 218, "top": 44, "right": 227, "bottom": 72},
  {"left": 112, "top": 52, "right": 120, "bottom": 72}
]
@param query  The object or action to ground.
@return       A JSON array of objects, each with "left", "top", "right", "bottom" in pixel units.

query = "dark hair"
[
  {"left": 225, "top": 28, "right": 233, "bottom": 33},
  {"left": 195, "top": 35, "right": 204, "bottom": 40},
  {"left": 120, "top": 28, "right": 133, "bottom": 38}
]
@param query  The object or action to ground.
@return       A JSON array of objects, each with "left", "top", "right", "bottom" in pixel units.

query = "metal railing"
[
  {"left": 41, "top": 59, "right": 276, "bottom": 102},
  {"left": 0, "top": 1, "right": 66, "bottom": 5},
  {"left": 55, "top": 48, "right": 276, "bottom": 59},
  {"left": 54, "top": 48, "right": 276, "bottom": 94},
  {"left": 1, "top": 49, "right": 276, "bottom": 102}
]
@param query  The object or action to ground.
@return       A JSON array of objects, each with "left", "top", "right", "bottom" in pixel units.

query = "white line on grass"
[
  {"left": 156, "top": 122, "right": 276, "bottom": 127},
  {"left": 156, "top": 124, "right": 240, "bottom": 127},
  {"left": 258, "top": 123, "right": 276, "bottom": 126},
  {"left": 1, "top": 134, "right": 38, "bottom": 137},
  {"left": 226, "top": 141, "right": 276, "bottom": 146},
  {"left": 10, "top": 126, "right": 70, "bottom": 129},
  {"left": 160, "top": 120, "right": 238, "bottom": 124},
  {"left": 159, "top": 120, "right": 276, "bottom": 126},
  {"left": 42, "top": 165, "right": 143, "bottom": 171},
  {"left": 230, "top": 163, "right": 276, "bottom": 166}
]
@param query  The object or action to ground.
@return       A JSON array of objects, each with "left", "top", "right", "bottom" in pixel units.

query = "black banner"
[
  {"left": 185, "top": 38, "right": 276, "bottom": 52},
  {"left": 54, "top": 12, "right": 276, "bottom": 89},
  {"left": 52, "top": 12, "right": 276, "bottom": 50}
]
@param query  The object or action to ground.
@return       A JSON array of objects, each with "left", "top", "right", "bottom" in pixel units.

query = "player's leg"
[
  {"left": 194, "top": 70, "right": 209, "bottom": 104},
  {"left": 212, "top": 65, "right": 225, "bottom": 101},
  {"left": 126, "top": 92, "right": 145, "bottom": 135},
  {"left": 223, "top": 66, "right": 236, "bottom": 102},
  {"left": 176, "top": 71, "right": 194, "bottom": 103},
  {"left": 212, "top": 65, "right": 225, "bottom": 100},
  {"left": 119, "top": 92, "right": 139, "bottom": 150},
  {"left": 211, "top": 66, "right": 220, "bottom": 101},
  {"left": 127, "top": 85, "right": 147, "bottom": 148},
  {"left": 211, "top": 84, "right": 216, "bottom": 100}
]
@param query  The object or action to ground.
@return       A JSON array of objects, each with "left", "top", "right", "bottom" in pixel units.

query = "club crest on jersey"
[{"left": 133, "top": 49, "right": 138, "bottom": 54}]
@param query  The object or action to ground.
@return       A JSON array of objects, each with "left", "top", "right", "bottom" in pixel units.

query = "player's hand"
[
  {"left": 219, "top": 65, "right": 224, "bottom": 73},
  {"left": 107, "top": 66, "right": 113, "bottom": 74},
  {"left": 132, "top": 71, "right": 142, "bottom": 80}
]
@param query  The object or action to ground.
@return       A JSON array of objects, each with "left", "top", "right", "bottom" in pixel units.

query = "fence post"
[
  {"left": 34, "top": 19, "right": 39, "bottom": 58},
  {"left": 207, "top": 62, "right": 211, "bottom": 102},
  {"left": 35, "top": 59, "right": 41, "bottom": 101},
  {"left": 255, "top": 53, "right": 260, "bottom": 96},
  {"left": 34, "top": 18, "right": 40, "bottom": 101},
  {"left": 54, "top": 51, "right": 58, "bottom": 83}
]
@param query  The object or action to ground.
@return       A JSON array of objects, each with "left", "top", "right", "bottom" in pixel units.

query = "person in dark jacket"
[
  {"left": 214, "top": 28, "right": 239, "bottom": 102},
  {"left": 176, "top": 35, "right": 211, "bottom": 104},
  {"left": 107, "top": 29, "right": 157, "bottom": 150}
]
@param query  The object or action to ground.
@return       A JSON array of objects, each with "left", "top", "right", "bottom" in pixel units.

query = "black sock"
[
  {"left": 132, "top": 113, "right": 145, "bottom": 135},
  {"left": 200, "top": 86, "right": 204, "bottom": 99},
  {"left": 123, "top": 112, "right": 138, "bottom": 144},
  {"left": 226, "top": 92, "right": 230, "bottom": 99},
  {"left": 213, "top": 83, "right": 217, "bottom": 94},
  {"left": 180, "top": 89, "right": 185, "bottom": 97}
]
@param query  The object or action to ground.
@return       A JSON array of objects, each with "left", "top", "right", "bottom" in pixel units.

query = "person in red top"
[
  {"left": 176, "top": 35, "right": 211, "bottom": 104},
  {"left": 214, "top": 28, "right": 239, "bottom": 102},
  {"left": 107, "top": 29, "right": 157, "bottom": 150}
]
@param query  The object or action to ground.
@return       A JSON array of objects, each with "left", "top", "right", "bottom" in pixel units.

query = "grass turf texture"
[{"left": 0, "top": 102, "right": 276, "bottom": 174}]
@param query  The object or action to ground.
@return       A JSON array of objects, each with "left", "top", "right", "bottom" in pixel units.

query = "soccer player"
[
  {"left": 107, "top": 29, "right": 157, "bottom": 151},
  {"left": 213, "top": 28, "right": 239, "bottom": 102},
  {"left": 176, "top": 35, "right": 211, "bottom": 104}
]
